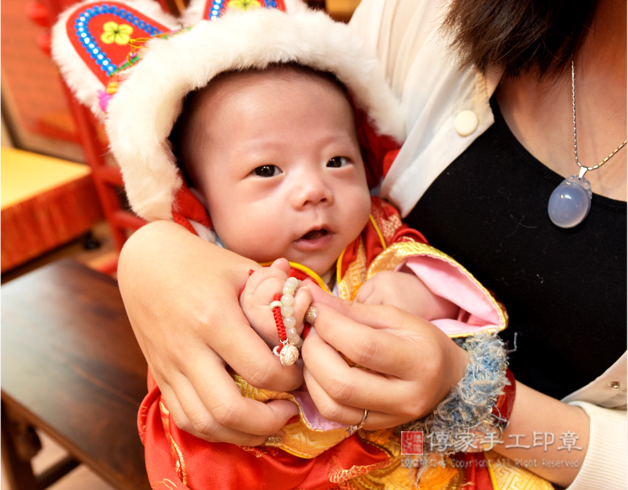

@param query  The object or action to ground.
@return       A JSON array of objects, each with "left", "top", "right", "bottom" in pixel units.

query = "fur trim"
[
  {"left": 108, "top": 6, "right": 404, "bottom": 221},
  {"left": 53, "top": 0, "right": 405, "bottom": 222}
]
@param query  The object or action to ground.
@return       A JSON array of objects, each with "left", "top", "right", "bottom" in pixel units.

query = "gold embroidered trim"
[
  {"left": 138, "top": 404, "right": 148, "bottom": 434},
  {"left": 328, "top": 455, "right": 392, "bottom": 484},
  {"left": 168, "top": 434, "right": 188, "bottom": 486},
  {"left": 370, "top": 205, "right": 402, "bottom": 244},
  {"left": 158, "top": 399, "right": 188, "bottom": 486},
  {"left": 240, "top": 446, "right": 269, "bottom": 458},
  {"left": 337, "top": 238, "right": 367, "bottom": 300},
  {"left": 485, "top": 451, "right": 555, "bottom": 490},
  {"left": 232, "top": 374, "right": 349, "bottom": 458}
]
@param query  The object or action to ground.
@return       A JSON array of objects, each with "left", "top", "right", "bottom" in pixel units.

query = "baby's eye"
[
  {"left": 253, "top": 165, "right": 281, "bottom": 177},
  {"left": 327, "top": 156, "right": 349, "bottom": 168}
]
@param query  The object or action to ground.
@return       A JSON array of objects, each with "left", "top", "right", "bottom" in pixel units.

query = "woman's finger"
[
  {"left": 307, "top": 302, "right": 434, "bottom": 378},
  {"left": 202, "top": 296, "right": 304, "bottom": 392},
  {"left": 161, "top": 380, "right": 290, "bottom": 446},
  {"left": 302, "top": 328, "right": 423, "bottom": 416},
  {"left": 293, "top": 285, "right": 313, "bottom": 335},
  {"left": 303, "top": 367, "right": 408, "bottom": 430},
  {"left": 311, "top": 284, "right": 437, "bottom": 334},
  {"left": 315, "top": 292, "right": 429, "bottom": 333},
  {"left": 307, "top": 302, "right": 469, "bottom": 418},
  {"left": 156, "top": 378, "right": 262, "bottom": 445},
  {"left": 183, "top": 349, "right": 300, "bottom": 437},
  {"left": 302, "top": 365, "right": 364, "bottom": 425}
]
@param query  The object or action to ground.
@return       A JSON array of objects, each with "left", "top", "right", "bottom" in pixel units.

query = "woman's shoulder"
[
  {"left": 349, "top": 0, "right": 450, "bottom": 79},
  {"left": 351, "top": 0, "right": 504, "bottom": 217}
]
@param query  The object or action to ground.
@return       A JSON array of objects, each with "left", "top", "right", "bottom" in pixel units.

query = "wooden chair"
[{"left": 26, "top": 0, "right": 173, "bottom": 274}]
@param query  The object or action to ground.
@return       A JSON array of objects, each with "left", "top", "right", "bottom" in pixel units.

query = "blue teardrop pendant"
[{"left": 548, "top": 173, "right": 592, "bottom": 228}]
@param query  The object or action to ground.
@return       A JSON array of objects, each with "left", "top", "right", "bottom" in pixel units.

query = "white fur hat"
[{"left": 52, "top": 0, "right": 405, "bottom": 232}]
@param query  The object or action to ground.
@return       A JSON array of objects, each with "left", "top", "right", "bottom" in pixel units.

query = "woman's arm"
[
  {"left": 495, "top": 382, "right": 590, "bottom": 487},
  {"left": 497, "top": 384, "right": 625, "bottom": 489},
  {"left": 301, "top": 290, "right": 618, "bottom": 488},
  {"left": 118, "top": 220, "right": 302, "bottom": 444}
]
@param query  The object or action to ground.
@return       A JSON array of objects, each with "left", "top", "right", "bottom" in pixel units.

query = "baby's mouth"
[{"left": 300, "top": 229, "right": 329, "bottom": 241}]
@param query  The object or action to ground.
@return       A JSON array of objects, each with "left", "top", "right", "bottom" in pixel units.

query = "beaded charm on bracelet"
[
  {"left": 271, "top": 277, "right": 303, "bottom": 366},
  {"left": 399, "top": 333, "right": 514, "bottom": 456}
]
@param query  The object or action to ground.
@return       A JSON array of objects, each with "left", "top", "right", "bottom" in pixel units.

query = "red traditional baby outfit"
[{"left": 136, "top": 197, "right": 532, "bottom": 490}]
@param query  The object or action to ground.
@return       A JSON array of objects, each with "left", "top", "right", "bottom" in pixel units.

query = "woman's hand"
[
  {"left": 118, "top": 221, "right": 302, "bottom": 445},
  {"left": 301, "top": 286, "right": 468, "bottom": 430},
  {"left": 303, "top": 287, "right": 594, "bottom": 487}
]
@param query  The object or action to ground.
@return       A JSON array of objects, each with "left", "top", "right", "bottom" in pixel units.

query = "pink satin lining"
[
  {"left": 292, "top": 390, "right": 347, "bottom": 430},
  {"left": 400, "top": 256, "right": 503, "bottom": 336}
]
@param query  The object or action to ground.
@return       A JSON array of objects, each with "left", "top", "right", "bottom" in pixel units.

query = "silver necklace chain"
[{"left": 571, "top": 57, "right": 627, "bottom": 178}]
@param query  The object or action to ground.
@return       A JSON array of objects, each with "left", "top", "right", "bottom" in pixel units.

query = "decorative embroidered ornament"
[
  {"left": 271, "top": 277, "right": 302, "bottom": 366},
  {"left": 97, "top": 88, "right": 114, "bottom": 112},
  {"left": 203, "top": 0, "right": 284, "bottom": 20},
  {"left": 548, "top": 58, "right": 627, "bottom": 228},
  {"left": 65, "top": 2, "right": 170, "bottom": 83},
  {"left": 264, "top": 435, "right": 284, "bottom": 447}
]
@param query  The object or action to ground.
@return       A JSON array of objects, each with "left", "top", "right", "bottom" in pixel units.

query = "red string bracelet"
[
  {"left": 271, "top": 277, "right": 302, "bottom": 366},
  {"left": 239, "top": 272, "right": 303, "bottom": 366},
  {"left": 271, "top": 293, "right": 287, "bottom": 352}
]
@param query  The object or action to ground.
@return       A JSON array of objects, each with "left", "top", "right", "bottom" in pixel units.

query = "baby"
[
  {"left": 52, "top": 1, "right": 510, "bottom": 488},
  {"left": 170, "top": 63, "right": 460, "bottom": 358}
]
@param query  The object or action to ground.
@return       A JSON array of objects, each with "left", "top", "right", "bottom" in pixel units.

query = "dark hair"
[
  {"left": 169, "top": 87, "right": 203, "bottom": 188},
  {"left": 442, "top": 0, "right": 599, "bottom": 78}
]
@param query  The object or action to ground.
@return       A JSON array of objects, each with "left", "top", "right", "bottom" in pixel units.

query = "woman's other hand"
[
  {"left": 118, "top": 221, "right": 302, "bottom": 445},
  {"left": 302, "top": 285, "right": 468, "bottom": 430}
]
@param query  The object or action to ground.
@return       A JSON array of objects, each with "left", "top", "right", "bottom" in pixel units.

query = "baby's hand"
[
  {"left": 240, "top": 259, "right": 312, "bottom": 349},
  {"left": 354, "top": 270, "right": 458, "bottom": 320}
]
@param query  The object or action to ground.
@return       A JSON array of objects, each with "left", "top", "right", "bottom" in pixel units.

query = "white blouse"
[{"left": 348, "top": 1, "right": 627, "bottom": 488}]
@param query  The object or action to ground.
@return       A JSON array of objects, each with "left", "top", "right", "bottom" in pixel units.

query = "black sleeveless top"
[{"left": 405, "top": 98, "right": 627, "bottom": 400}]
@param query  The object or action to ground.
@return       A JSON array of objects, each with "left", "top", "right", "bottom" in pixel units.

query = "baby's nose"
[{"left": 292, "top": 174, "right": 333, "bottom": 208}]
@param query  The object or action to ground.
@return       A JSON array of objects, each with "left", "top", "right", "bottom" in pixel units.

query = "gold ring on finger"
[
  {"left": 304, "top": 305, "right": 318, "bottom": 326},
  {"left": 346, "top": 409, "right": 369, "bottom": 435}
]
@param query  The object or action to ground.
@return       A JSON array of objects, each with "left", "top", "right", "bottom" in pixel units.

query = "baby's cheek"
[{"left": 226, "top": 229, "right": 287, "bottom": 264}]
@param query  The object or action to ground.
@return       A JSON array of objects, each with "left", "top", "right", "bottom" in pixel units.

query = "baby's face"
[{"left": 189, "top": 69, "right": 371, "bottom": 277}]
